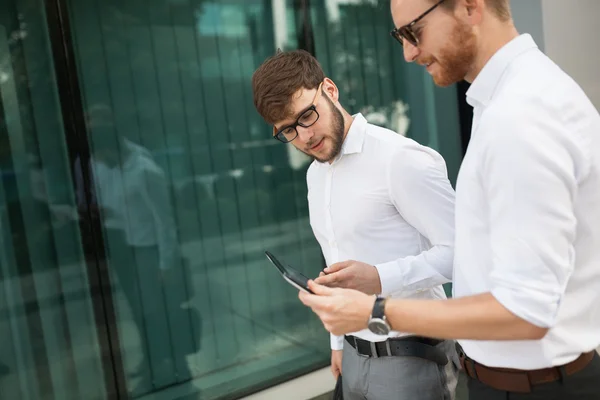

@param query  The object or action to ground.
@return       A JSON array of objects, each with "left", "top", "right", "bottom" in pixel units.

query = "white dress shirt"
[
  {"left": 454, "top": 34, "right": 600, "bottom": 369},
  {"left": 92, "top": 139, "right": 179, "bottom": 271},
  {"left": 307, "top": 114, "right": 456, "bottom": 350}
]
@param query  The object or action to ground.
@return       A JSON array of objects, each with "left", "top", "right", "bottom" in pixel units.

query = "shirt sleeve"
[
  {"left": 331, "top": 333, "right": 344, "bottom": 351},
  {"left": 375, "top": 144, "right": 456, "bottom": 296},
  {"left": 481, "top": 103, "right": 584, "bottom": 328}
]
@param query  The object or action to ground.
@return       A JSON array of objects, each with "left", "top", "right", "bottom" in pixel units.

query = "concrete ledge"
[{"left": 240, "top": 367, "right": 334, "bottom": 400}]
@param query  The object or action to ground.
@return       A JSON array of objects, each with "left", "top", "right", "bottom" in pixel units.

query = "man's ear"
[
  {"left": 456, "top": 0, "right": 484, "bottom": 25},
  {"left": 322, "top": 77, "right": 340, "bottom": 103}
]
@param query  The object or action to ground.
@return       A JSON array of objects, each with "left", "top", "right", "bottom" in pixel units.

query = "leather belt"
[
  {"left": 344, "top": 335, "right": 448, "bottom": 366},
  {"left": 457, "top": 345, "right": 595, "bottom": 393}
]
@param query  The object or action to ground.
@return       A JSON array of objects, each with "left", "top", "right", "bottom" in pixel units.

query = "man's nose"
[
  {"left": 297, "top": 126, "right": 315, "bottom": 143},
  {"left": 403, "top": 40, "right": 420, "bottom": 63}
]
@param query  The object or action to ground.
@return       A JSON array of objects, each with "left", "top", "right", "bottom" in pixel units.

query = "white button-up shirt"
[
  {"left": 454, "top": 34, "right": 600, "bottom": 369},
  {"left": 307, "top": 114, "right": 456, "bottom": 350}
]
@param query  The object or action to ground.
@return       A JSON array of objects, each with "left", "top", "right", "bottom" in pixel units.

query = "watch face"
[{"left": 368, "top": 318, "right": 390, "bottom": 336}]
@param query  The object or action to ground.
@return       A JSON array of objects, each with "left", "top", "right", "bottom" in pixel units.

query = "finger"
[
  {"left": 298, "top": 290, "right": 325, "bottom": 309},
  {"left": 324, "top": 260, "right": 351, "bottom": 274},
  {"left": 332, "top": 368, "right": 339, "bottom": 379},
  {"left": 314, "top": 273, "right": 336, "bottom": 286},
  {"left": 318, "top": 271, "right": 325, "bottom": 277},
  {"left": 308, "top": 279, "right": 336, "bottom": 296},
  {"left": 298, "top": 290, "right": 312, "bottom": 305}
]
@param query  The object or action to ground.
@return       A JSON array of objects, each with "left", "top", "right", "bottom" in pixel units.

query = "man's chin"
[
  {"left": 302, "top": 139, "right": 341, "bottom": 163},
  {"left": 431, "top": 67, "right": 466, "bottom": 87},
  {"left": 311, "top": 151, "right": 335, "bottom": 164},
  {"left": 432, "top": 74, "right": 456, "bottom": 87}
]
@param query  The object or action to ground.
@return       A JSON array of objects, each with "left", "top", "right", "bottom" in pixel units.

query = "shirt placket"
[
  {"left": 324, "top": 165, "right": 338, "bottom": 262},
  {"left": 471, "top": 106, "right": 483, "bottom": 136}
]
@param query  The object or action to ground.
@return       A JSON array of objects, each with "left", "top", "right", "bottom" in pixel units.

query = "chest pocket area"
[{"left": 331, "top": 189, "right": 397, "bottom": 239}]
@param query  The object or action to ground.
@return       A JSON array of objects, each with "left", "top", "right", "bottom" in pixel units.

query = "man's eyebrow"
[
  {"left": 276, "top": 104, "right": 313, "bottom": 131},
  {"left": 295, "top": 104, "right": 314, "bottom": 119}
]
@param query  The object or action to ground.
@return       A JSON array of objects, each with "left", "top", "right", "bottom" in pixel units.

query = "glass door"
[{"left": 0, "top": 0, "right": 109, "bottom": 398}]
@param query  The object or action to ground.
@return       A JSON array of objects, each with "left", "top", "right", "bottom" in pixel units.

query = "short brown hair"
[
  {"left": 252, "top": 50, "right": 325, "bottom": 125},
  {"left": 438, "top": 0, "right": 511, "bottom": 22}
]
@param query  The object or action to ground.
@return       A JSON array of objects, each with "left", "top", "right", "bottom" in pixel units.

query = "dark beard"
[
  {"left": 433, "top": 22, "right": 477, "bottom": 87},
  {"left": 309, "top": 95, "right": 345, "bottom": 163}
]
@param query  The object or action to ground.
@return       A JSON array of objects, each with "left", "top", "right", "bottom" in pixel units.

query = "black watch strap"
[{"left": 372, "top": 296, "right": 387, "bottom": 319}]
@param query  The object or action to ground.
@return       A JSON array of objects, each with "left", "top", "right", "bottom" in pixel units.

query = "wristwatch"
[{"left": 367, "top": 296, "right": 391, "bottom": 335}]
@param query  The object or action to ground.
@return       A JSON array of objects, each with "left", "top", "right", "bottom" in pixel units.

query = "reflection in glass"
[
  {"left": 67, "top": 0, "right": 329, "bottom": 398},
  {"left": 77, "top": 104, "right": 200, "bottom": 397}
]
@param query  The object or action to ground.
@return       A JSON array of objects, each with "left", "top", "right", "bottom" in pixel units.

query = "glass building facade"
[{"left": 0, "top": 0, "right": 464, "bottom": 399}]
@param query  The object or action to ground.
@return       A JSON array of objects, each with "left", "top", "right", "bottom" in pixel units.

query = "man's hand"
[
  {"left": 299, "top": 280, "right": 374, "bottom": 336},
  {"left": 331, "top": 350, "right": 343, "bottom": 379},
  {"left": 314, "top": 260, "right": 382, "bottom": 295}
]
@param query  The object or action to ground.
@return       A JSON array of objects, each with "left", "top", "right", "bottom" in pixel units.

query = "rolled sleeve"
[
  {"left": 482, "top": 103, "right": 581, "bottom": 328},
  {"left": 376, "top": 145, "right": 455, "bottom": 296}
]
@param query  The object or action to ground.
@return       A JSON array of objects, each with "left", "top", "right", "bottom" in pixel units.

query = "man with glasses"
[
  {"left": 299, "top": 1, "right": 600, "bottom": 399},
  {"left": 252, "top": 49, "right": 459, "bottom": 400}
]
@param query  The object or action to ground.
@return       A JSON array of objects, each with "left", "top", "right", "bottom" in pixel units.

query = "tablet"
[{"left": 264, "top": 251, "right": 314, "bottom": 294}]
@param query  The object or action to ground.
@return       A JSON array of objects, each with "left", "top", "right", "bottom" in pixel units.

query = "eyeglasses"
[
  {"left": 390, "top": 0, "right": 446, "bottom": 47},
  {"left": 273, "top": 82, "right": 323, "bottom": 143}
]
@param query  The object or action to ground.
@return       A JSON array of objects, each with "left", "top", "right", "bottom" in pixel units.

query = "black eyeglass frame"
[
  {"left": 390, "top": 0, "right": 446, "bottom": 47},
  {"left": 273, "top": 82, "right": 323, "bottom": 143}
]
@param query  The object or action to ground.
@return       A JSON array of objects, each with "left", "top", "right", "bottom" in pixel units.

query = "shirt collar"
[
  {"left": 466, "top": 34, "right": 538, "bottom": 108},
  {"left": 340, "top": 113, "right": 367, "bottom": 156}
]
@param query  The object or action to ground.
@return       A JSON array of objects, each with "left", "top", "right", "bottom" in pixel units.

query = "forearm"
[{"left": 385, "top": 292, "right": 548, "bottom": 341}]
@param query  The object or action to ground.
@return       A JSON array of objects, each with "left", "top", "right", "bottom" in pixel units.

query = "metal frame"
[{"left": 43, "top": 0, "right": 127, "bottom": 397}]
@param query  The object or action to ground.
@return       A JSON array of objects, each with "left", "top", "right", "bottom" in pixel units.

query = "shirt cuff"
[
  {"left": 375, "top": 260, "right": 404, "bottom": 296},
  {"left": 330, "top": 334, "right": 344, "bottom": 351}
]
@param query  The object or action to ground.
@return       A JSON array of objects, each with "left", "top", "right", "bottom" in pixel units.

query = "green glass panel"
[{"left": 0, "top": 1, "right": 107, "bottom": 398}]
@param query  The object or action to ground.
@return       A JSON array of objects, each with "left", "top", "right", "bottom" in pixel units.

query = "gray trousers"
[{"left": 342, "top": 339, "right": 459, "bottom": 400}]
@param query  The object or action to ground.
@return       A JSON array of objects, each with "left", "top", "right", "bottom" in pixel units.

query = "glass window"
[
  {"left": 66, "top": 0, "right": 329, "bottom": 398},
  {"left": 0, "top": 0, "right": 107, "bottom": 398},
  {"left": 2, "top": 0, "right": 465, "bottom": 398}
]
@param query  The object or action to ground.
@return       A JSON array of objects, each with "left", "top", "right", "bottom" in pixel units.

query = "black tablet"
[{"left": 264, "top": 251, "right": 314, "bottom": 294}]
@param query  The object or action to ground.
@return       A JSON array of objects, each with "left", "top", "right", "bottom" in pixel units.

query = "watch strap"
[{"left": 371, "top": 296, "right": 387, "bottom": 319}]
